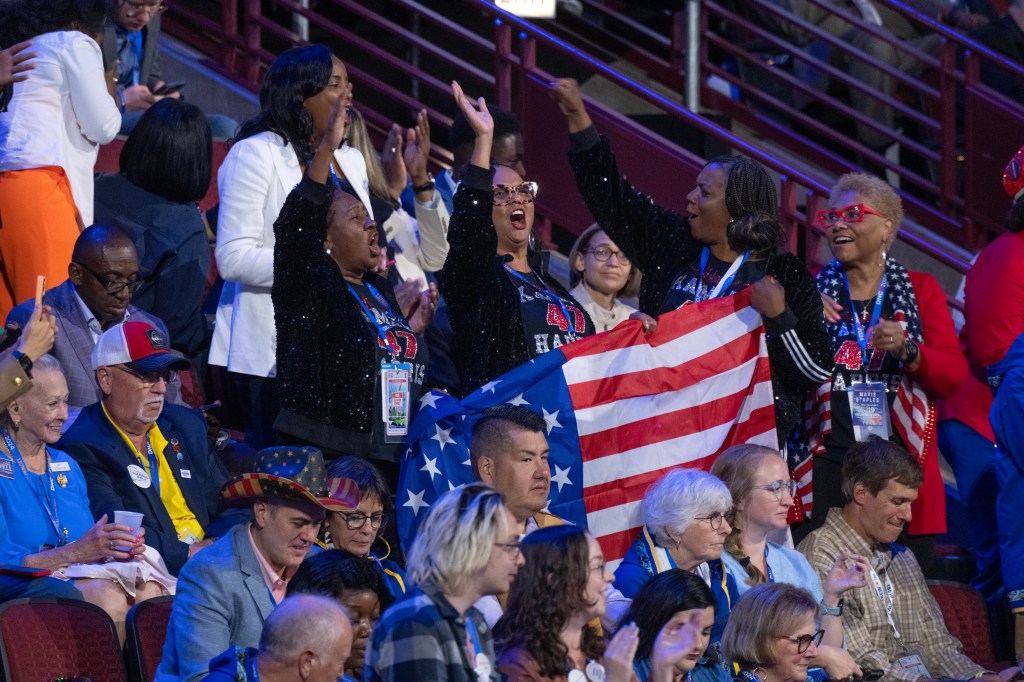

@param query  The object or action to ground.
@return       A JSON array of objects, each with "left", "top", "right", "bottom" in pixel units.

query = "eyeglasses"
[
  {"left": 113, "top": 364, "right": 176, "bottom": 386},
  {"left": 817, "top": 203, "right": 885, "bottom": 228},
  {"left": 494, "top": 541, "right": 522, "bottom": 558},
  {"left": 694, "top": 508, "right": 736, "bottom": 530},
  {"left": 492, "top": 182, "right": 538, "bottom": 206},
  {"left": 585, "top": 246, "right": 631, "bottom": 265},
  {"left": 779, "top": 629, "right": 824, "bottom": 654},
  {"left": 121, "top": 0, "right": 169, "bottom": 17},
  {"left": 336, "top": 511, "right": 388, "bottom": 531},
  {"left": 751, "top": 479, "right": 798, "bottom": 501},
  {"left": 73, "top": 262, "right": 141, "bottom": 295},
  {"left": 590, "top": 560, "right": 607, "bottom": 574}
]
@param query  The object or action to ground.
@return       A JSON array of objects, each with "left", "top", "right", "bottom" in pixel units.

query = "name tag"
[
  {"left": 850, "top": 381, "right": 892, "bottom": 441},
  {"left": 0, "top": 458, "right": 12, "bottom": 480},
  {"left": 49, "top": 461, "right": 71, "bottom": 472},
  {"left": 381, "top": 362, "right": 412, "bottom": 443},
  {"left": 128, "top": 464, "right": 151, "bottom": 489},
  {"left": 180, "top": 469, "right": 191, "bottom": 479},
  {"left": 897, "top": 653, "right": 930, "bottom": 678}
]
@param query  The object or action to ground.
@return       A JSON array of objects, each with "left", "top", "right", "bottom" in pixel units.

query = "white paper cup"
[{"left": 113, "top": 510, "right": 144, "bottom": 552}]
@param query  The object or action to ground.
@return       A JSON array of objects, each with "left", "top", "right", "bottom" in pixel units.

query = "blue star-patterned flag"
[{"left": 398, "top": 291, "right": 777, "bottom": 561}]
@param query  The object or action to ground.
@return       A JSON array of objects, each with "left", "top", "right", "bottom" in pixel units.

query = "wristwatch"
[
  {"left": 903, "top": 340, "right": 920, "bottom": 365},
  {"left": 412, "top": 173, "right": 435, "bottom": 194},
  {"left": 819, "top": 598, "right": 844, "bottom": 617},
  {"left": 11, "top": 350, "right": 32, "bottom": 374}
]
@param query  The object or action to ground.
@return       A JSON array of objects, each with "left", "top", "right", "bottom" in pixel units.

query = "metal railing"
[{"left": 162, "top": 0, "right": 973, "bottom": 307}]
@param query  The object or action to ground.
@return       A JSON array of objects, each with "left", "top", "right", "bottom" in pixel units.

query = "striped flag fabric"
[{"left": 397, "top": 290, "right": 778, "bottom": 565}]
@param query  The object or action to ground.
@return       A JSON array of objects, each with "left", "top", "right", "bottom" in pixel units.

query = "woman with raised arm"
[
  {"left": 550, "top": 79, "right": 831, "bottom": 447},
  {"left": 443, "top": 82, "right": 595, "bottom": 396}
]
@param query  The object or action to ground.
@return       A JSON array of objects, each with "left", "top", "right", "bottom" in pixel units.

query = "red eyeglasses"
[{"left": 817, "top": 203, "right": 885, "bottom": 228}]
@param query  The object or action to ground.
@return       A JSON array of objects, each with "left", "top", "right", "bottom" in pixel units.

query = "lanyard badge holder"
[
  {"left": 845, "top": 274, "right": 892, "bottom": 442},
  {"left": 693, "top": 247, "right": 751, "bottom": 303},
  {"left": 348, "top": 283, "right": 413, "bottom": 443}
]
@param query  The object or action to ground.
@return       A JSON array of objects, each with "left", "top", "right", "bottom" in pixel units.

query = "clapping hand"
[
  {"left": 381, "top": 124, "right": 408, "bottom": 200},
  {"left": 407, "top": 282, "right": 439, "bottom": 335},
  {"left": 650, "top": 610, "right": 705, "bottom": 676},
  {"left": 604, "top": 622, "right": 640, "bottom": 682},
  {"left": 405, "top": 109, "right": 433, "bottom": 193}
]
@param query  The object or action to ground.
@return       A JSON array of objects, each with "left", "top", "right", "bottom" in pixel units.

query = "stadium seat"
[
  {"left": 927, "top": 580, "right": 1012, "bottom": 671},
  {"left": 0, "top": 597, "right": 128, "bottom": 682},
  {"left": 125, "top": 595, "right": 174, "bottom": 682}
]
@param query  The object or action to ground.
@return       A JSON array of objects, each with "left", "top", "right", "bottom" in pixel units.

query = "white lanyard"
[{"left": 869, "top": 562, "right": 900, "bottom": 640}]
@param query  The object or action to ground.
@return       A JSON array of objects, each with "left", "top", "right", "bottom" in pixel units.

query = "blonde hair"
[
  {"left": 722, "top": 583, "right": 817, "bottom": 670},
  {"left": 346, "top": 108, "right": 395, "bottom": 206},
  {"left": 407, "top": 483, "right": 508, "bottom": 595},
  {"left": 710, "top": 444, "right": 783, "bottom": 585}
]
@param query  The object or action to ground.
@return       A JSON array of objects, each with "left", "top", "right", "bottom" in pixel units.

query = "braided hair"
[{"left": 706, "top": 155, "right": 780, "bottom": 258}]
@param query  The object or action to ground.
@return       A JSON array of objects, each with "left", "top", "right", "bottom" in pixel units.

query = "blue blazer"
[
  {"left": 156, "top": 523, "right": 273, "bottom": 682},
  {"left": 57, "top": 401, "right": 246, "bottom": 575},
  {"left": 6, "top": 279, "right": 183, "bottom": 409}
]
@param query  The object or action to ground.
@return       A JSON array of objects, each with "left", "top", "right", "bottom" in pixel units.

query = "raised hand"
[
  {"left": 604, "top": 622, "right": 640, "bottom": 682},
  {"left": 824, "top": 552, "right": 871, "bottom": 597},
  {"left": 16, "top": 301, "right": 57, "bottom": 362},
  {"left": 549, "top": 78, "right": 592, "bottom": 133},
  {"left": 309, "top": 91, "right": 349, "bottom": 183},
  {"left": 0, "top": 41, "right": 35, "bottom": 88},
  {"left": 650, "top": 610, "right": 705, "bottom": 677},
  {"left": 381, "top": 123, "right": 408, "bottom": 200},
  {"left": 405, "top": 109, "right": 432, "bottom": 190},
  {"left": 408, "top": 282, "right": 439, "bottom": 335},
  {"left": 451, "top": 81, "right": 493, "bottom": 139}
]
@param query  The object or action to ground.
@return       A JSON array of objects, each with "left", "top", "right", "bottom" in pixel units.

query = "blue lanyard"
[
  {"left": 466, "top": 614, "right": 483, "bottom": 660},
  {"left": 347, "top": 282, "right": 401, "bottom": 356},
  {"left": 2, "top": 431, "right": 66, "bottom": 546},
  {"left": 503, "top": 263, "right": 577, "bottom": 336},
  {"left": 739, "top": 671, "right": 762, "bottom": 682},
  {"left": 142, "top": 435, "right": 161, "bottom": 497},
  {"left": 764, "top": 545, "right": 775, "bottom": 583},
  {"left": 693, "top": 247, "right": 751, "bottom": 302},
  {"left": 843, "top": 273, "right": 887, "bottom": 368}
]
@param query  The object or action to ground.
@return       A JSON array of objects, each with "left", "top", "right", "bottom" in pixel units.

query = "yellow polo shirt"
[{"left": 102, "top": 402, "right": 205, "bottom": 544}]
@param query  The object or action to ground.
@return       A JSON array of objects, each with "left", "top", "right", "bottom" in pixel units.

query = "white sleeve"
[
  {"left": 214, "top": 140, "right": 276, "bottom": 288},
  {"left": 64, "top": 35, "right": 121, "bottom": 145},
  {"left": 412, "top": 190, "right": 449, "bottom": 272}
]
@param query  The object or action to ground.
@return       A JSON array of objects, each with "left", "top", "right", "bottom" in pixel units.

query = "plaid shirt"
[
  {"left": 799, "top": 509, "right": 985, "bottom": 682},
  {"left": 364, "top": 581, "right": 501, "bottom": 682}
]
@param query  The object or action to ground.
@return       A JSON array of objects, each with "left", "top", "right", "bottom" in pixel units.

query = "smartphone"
[
  {"left": 153, "top": 81, "right": 185, "bottom": 96},
  {"left": 0, "top": 564, "right": 52, "bottom": 578}
]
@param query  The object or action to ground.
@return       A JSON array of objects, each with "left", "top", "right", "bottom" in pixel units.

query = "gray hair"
[
  {"left": 407, "top": 483, "right": 509, "bottom": 595},
  {"left": 259, "top": 594, "right": 351, "bottom": 663},
  {"left": 642, "top": 468, "right": 732, "bottom": 547}
]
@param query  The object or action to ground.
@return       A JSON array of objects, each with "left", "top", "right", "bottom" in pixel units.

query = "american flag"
[{"left": 397, "top": 290, "right": 778, "bottom": 565}]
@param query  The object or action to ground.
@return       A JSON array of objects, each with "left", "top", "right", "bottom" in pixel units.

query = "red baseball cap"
[
  {"left": 91, "top": 321, "right": 191, "bottom": 372},
  {"left": 1004, "top": 144, "right": 1024, "bottom": 200}
]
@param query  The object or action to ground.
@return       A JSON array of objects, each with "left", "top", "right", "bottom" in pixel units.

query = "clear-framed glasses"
[
  {"left": 72, "top": 261, "right": 142, "bottom": 295},
  {"left": 817, "top": 203, "right": 885, "bottom": 228},
  {"left": 494, "top": 541, "right": 522, "bottom": 558},
  {"left": 586, "top": 246, "right": 631, "bottom": 265},
  {"left": 121, "top": 0, "right": 168, "bottom": 17},
  {"left": 492, "top": 181, "right": 538, "bottom": 206},
  {"left": 694, "top": 508, "right": 736, "bottom": 530},
  {"left": 114, "top": 364, "right": 176, "bottom": 386},
  {"left": 779, "top": 629, "right": 824, "bottom": 654},
  {"left": 337, "top": 511, "right": 388, "bottom": 531},
  {"left": 751, "top": 479, "right": 798, "bottom": 501}
]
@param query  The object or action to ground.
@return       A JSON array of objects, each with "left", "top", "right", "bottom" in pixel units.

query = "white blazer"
[{"left": 209, "top": 131, "right": 372, "bottom": 377}]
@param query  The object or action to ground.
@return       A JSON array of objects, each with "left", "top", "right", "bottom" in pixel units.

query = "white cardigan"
[
  {"left": 0, "top": 31, "right": 120, "bottom": 225},
  {"left": 209, "top": 131, "right": 372, "bottom": 377}
]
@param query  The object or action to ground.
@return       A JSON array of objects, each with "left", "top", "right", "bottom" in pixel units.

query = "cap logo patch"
[{"left": 146, "top": 329, "right": 168, "bottom": 350}]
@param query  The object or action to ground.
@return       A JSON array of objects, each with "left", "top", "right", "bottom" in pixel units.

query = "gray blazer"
[
  {"left": 155, "top": 523, "right": 274, "bottom": 682},
  {"left": 101, "top": 14, "right": 163, "bottom": 89},
  {"left": 6, "top": 279, "right": 182, "bottom": 409}
]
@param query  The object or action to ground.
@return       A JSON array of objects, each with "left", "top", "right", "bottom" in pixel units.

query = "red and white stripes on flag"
[{"left": 559, "top": 290, "right": 778, "bottom": 565}]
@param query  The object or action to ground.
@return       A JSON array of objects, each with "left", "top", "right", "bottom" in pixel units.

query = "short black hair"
[
  {"left": 841, "top": 437, "right": 924, "bottom": 504},
  {"left": 286, "top": 549, "right": 394, "bottom": 611},
  {"left": 470, "top": 405, "right": 547, "bottom": 471},
  {"left": 72, "top": 224, "right": 135, "bottom": 265},
  {"left": 120, "top": 99, "right": 212, "bottom": 204},
  {"left": 448, "top": 105, "right": 522, "bottom": 151},
  {"left": 621, "top": 569, "right": 716, "bottom": 661},
  {"left": 234, "top": 44, "right": 334, "bottom": 169},
  {"left": 0, "top": 0, "right": 107, "bottom": 45}
]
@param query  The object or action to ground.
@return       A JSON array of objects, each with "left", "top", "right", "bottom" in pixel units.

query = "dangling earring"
[{"left": 880, "top": 247, "right": 888, "bottom": 269}]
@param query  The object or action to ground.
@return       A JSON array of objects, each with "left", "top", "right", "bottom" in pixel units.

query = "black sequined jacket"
[
  {"left": 272, "top": 176, "right": 403, "bottom": 458},
  {"left": 442, "top": 164, "right": 596, "bottom": 397},
  {"left": 568, "top": 127, "right": 833, "bottom": 444}
]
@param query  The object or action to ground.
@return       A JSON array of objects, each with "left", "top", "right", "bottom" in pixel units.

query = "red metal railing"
[{"left": 162, "top": 0, "right": 973, "bottom": 308}]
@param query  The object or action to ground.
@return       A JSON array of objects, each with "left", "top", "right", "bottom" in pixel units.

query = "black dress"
[
  {"left": 272, "top": 176, "right": 427, "bottom": 462},
  {"left": 567, "top": 126, "right": 833, "bottom": 444}
]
